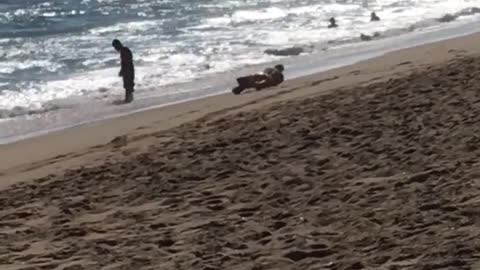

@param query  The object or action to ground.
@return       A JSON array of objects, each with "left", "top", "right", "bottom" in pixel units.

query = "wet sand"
[{"left": 1, "top": 33, "right": 480, "bottom": 269}]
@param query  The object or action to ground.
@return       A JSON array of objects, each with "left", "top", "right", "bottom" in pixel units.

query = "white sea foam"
[
  {"left": 231, "top": 7, "right": 288, "bottom": 22},
  {"left": 89, "top": 20, "right": 161, "bottom": 35}
]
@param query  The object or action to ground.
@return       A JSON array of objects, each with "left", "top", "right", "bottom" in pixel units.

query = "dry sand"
[{"left": 1, "top": 33, "right": 480, "bottom": 270}]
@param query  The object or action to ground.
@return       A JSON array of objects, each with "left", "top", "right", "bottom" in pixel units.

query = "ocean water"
[{"left": 1, "top": 0, "right": 480, "bottom": 142}]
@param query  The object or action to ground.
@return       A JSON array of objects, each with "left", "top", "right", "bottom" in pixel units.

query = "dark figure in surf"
[
  {"left": 232, "top": 64, "right": 285, "bottom": 95},
  {"left": 370, "top": 12, "right": 380, "bottom": 21},
  {"left": 112, "top": 39, "right": 135, "bottom": 103},
  {"left": 328, "top": 17, "right": 338, "bottom": 28},
  {"left": 360, "top": 32, "right": 380, "bottom": 41}
]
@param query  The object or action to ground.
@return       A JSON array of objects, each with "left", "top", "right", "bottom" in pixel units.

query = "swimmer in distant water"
[
  {"left": 328, "top": 17, "right": 338, "bottom": 28},
  {"left": 371, "top": 12, "right": 380, "bottom": 21},
  {"left": 112, "top": 39, "right": 135, "bottom": 103}
]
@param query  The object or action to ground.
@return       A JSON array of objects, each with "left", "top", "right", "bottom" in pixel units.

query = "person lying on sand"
[
  {"left": 328, "top": 17, "right": 338, "bottom": 28},
  {"left": 371, "top": 12, "right": 380, "bottom": 21},
  {"left": 232, "top": 64, "right": 285, "bottom": 95}
]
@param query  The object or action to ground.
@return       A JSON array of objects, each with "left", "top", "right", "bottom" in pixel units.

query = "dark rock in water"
[
  {"left": 360, "top": 34, "right": 373, "bottom": 41},
  {"left": 360, "top": 32, "right": 380, "bottom": 41},
  {"left": 464, "top": 7, "right": 480, "bottom": 15},
  {"left": 264, "top": 47, "right": 304, "bottom": 56},
  {"left": 435, "top": 7, "right": 480, "bottom": 25},
  {"left": 471, "top": 7, "right": 480, "bottom": 13},
  {"left": 445, "top": 7, "right": 480, "bottom": 22},
  {"left": 438, "top": 14, "right": 456, "bottom": 23},
  {"left": 361, "top": 34, "right": 372, "bottom": 41}
]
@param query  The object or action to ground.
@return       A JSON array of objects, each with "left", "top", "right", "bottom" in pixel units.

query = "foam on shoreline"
[{"left": 1, "top": 16, "right": 480, "bottom": 144}]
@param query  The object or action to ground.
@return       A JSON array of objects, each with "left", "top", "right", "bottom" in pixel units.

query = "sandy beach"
[{"left": 2, "top": 32, "right": 480, "bottom": 269}]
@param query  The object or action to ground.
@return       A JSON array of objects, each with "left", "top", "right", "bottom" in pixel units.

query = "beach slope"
[{"left": 1, "top": 34, "right": 480, "bottom": 269}]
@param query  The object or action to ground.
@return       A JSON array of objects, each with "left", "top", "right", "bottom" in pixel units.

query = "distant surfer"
[
  {"left": 328, "top": 17, "right": 338, "bottom": 28},
  {"left": 112, "top": 39, "right": 135, "bottom": 103},
  {"left": 232, "top": 64, "right": 285, "bottom": 95},
  {"left": 370, "top": 12, "right": 380, "bottom": 21}
]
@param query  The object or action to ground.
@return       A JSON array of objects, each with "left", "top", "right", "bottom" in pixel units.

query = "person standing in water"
[
  {"left": 370, "top": 12, "right": 380, "bottom": 21},
  {"left": 328, "top": 17, "right": 338, "bottom": 28},
  {"left": 112, "top": 39, "right": 135, "bottom": 103}
]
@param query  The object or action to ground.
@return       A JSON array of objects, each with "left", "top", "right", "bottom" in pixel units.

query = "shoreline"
[
  {"left": 2, "top": 15, "right": 480, "bottom": 144},
  {"left": 2, "top": 30, "right": 480, "bottom": 185}
]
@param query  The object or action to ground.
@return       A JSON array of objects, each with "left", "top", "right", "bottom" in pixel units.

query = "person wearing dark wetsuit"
[
  {"left": 328, "top": 17, "right": 338, "bottom": 28},
  {"left": 255, "top": 65, "right": 284, "bottom": 90},
  {"left": 112, "top": 39, "right": 135, "bottom": 103},
  {"left": 370, "top": 12, "right": 380, "bottom": 21},
  {"left": 232, "top": 64, "right": 284, "bottom": 95}
]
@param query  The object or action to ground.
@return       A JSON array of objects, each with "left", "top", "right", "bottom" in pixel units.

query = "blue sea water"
[{"left": 1, "top": 0, "right": 480, "bottom": 142}]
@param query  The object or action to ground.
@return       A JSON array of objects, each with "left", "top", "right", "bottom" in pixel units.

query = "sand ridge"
[{"left": 1, "top": 48, "right": 480, "bottom": 269}]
